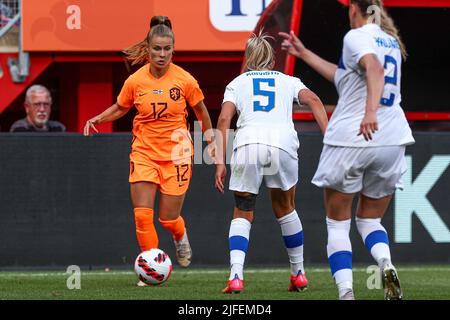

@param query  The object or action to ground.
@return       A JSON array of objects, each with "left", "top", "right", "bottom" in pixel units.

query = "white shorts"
[
  {"left": 311, "top": 145, "right": 407, "bottom": 199},
  {"left": 229, "top": 144, "right": 298, "bottom": 194}
]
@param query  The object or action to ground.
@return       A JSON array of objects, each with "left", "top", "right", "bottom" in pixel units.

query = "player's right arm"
[
  {"left": 279, "top": 31, "right": 337, "bottom": 83},
  {"left": 83, "top": 103, "right": 129, "bottom": 136},
  {"left": 215, "top": 101, "right": 236, "bottom": 193},
  {"left": 357, "top": 54, "right": 384, "bottom": 141},
  {"left": 84, "top": 76, "right": 134, "bottom": 136}
]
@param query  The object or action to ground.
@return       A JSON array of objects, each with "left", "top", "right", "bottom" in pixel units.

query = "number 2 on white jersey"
[{"left": 380, "top": 55, "right": 398, "bottom": 107}]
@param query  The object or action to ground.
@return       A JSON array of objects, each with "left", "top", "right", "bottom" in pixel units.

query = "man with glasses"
[{"left": 10, "top": 85, "right": 66, "bottom": 132}]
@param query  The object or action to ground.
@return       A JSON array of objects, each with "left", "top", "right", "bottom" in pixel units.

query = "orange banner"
[{"left": 22, "top": 0, "right": 273, "bottom": 52}]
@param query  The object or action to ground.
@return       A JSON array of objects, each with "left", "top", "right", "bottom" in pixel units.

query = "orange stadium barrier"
[{"left": 22, "top": 0, "right": 262, "bottom": 52}]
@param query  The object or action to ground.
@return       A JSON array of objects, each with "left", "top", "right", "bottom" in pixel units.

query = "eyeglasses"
[{"left": 29, "top": 102, "right": 51, "bottom": 108}]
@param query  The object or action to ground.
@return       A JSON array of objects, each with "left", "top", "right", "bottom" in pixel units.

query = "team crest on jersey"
[{"left": 170, "top": 87, "right": 181, "bottom": 101}]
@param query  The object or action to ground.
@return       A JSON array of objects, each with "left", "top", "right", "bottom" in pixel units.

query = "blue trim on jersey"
[
  {"left": 364, "top": 230, "right": 389, "bottom": 251},
  {"left": 338, "top": 56, "right": 346, "bottom": 70},
  {"left": 229, "top": 235, "right": 249, "bottom": 252},
  {"left": 283, "top": 231, "right": 304, "bottom": 249},
  {"left": 328, "top": 251, "right": 352, "bottom": 275}
]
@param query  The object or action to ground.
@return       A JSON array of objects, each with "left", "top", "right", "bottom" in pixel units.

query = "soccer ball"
[{"left": 134, "top": 248, "right": 173, "bottom": 285}]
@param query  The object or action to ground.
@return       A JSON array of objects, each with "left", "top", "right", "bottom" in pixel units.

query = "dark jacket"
[{"left": 10, "top": 118, "right": 66, "bottom": 132}]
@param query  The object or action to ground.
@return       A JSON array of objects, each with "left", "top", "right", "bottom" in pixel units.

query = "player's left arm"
[
  {"left": 298, "top": 89, "right": 328, "bottom": 135},
  {"left": 192, "top": 100, "right": 217, "bottom": 163},
  {"left": 192, "top": 100, "right": 214, "bottom": 142},
  {"left": 358, "top": 54, "right": 385, "bottom": 141}
]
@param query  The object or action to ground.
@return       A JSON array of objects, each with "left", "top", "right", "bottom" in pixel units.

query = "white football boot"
[{"left": 174, "top": 229, "right": 192, "bottom": 267}]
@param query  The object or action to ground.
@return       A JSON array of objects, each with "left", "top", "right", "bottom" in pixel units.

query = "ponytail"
[
  {"left": 351, "top": 0, "right": 407, "bottom": 60},
  {"left": 123, "top": 16, "right": 174, "bottom": 66},
  {"left": 244, "top": 30, "right": 275, "bottom": 71},
  {"left": 378, "top": 2, "right": 407, "bottom": 60},
  {"left": 123, "top": 40, "right": 149, "bottom": 66}
]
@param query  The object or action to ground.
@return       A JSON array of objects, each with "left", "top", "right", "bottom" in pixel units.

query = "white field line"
[{"left": 0, "top": 267, "right": 449, "bottom": 278}]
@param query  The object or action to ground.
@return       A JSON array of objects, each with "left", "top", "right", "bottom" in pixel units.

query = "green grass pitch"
[{"left": 0, "top": 266, "right": 449, "bottom": 300}]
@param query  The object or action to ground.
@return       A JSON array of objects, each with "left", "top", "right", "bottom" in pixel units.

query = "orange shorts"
[{"left": 129, "top": 156, "right": 192, "bottom": 196}]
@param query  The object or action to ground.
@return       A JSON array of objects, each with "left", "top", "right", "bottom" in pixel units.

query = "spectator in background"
[{"left": 10, "top": 85, "right": 66, "bottom": 132}]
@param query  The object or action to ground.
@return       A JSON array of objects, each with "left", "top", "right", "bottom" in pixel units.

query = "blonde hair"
[
  {"left": 123, "top": 16, "right": 174, "bottom": 66},
  {"left": 244, "top": 31, "right": 275, "bottom": 71},
  {"left": 351, "top": 0, "right": 407, "bottom": 60}
]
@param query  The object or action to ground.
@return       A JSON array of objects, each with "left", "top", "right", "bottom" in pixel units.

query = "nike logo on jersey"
[{"left": 138, "top": 92, "right": 148, "bottom": 96}]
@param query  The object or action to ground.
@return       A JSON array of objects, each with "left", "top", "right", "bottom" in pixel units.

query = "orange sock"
[
  {"left": 134, "top": 207, "right": 158, "bottom": 252},
  {"left": 159, "top": 216, "right": 186, "bottom": 241}
]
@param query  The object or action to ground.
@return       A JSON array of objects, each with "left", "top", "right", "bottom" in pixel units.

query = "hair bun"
[{"left": 150, "top": 16, "right": 172, "bottom": 30}]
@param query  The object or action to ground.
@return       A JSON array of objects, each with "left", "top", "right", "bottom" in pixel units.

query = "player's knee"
[{"left": 234, "top": 192, "right": 257, "bottom": 212}]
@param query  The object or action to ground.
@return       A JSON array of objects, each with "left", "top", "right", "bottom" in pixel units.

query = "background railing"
[{"left": 0, "top": 0, "right": 29, "bottom": 82}]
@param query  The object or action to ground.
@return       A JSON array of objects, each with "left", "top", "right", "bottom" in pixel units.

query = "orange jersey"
[{"left": 117, "top": 63, "right": 204, "bottom": 161}]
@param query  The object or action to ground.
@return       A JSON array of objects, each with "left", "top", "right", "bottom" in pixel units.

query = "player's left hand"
[{"left": 358, "top": 110, "right": 378, "bottom": 141}]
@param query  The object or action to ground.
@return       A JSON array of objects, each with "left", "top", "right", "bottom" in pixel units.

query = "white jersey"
[
  {"left": 223, "top": 70, "right": 308, "bottom": 158},
  {"left": 324, "top": 23, "right": 415, "bottom": 147}
]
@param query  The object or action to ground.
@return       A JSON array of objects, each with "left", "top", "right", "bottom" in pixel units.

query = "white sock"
[
  {"left": 338, "top": 281, "right": 353, "bottom": 298},
  {"left": 356, "top": 217, "right": 391, "bottom": 266},
  {"left": 228, "top": 218, "right": 251, "bottom": 280},
  {"left": 326, "top": 218, "right": 353, "bottom": 286},
  {"left": 277, "top": 210, "right": 304, "bottom": 276}
]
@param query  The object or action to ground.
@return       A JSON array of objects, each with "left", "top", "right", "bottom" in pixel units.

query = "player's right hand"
[
  {"left": 83, "top": 118, "right": 99, "bottom": 136},
  {"left": 207, "top": 140, "right": 217, "bottom": 164},
  {"left": 279, "top": 30, "right": 306, "bottom": 58},
  {"left": 358, "top": 110, "right": 378, "bottom": 141},
  {"left": 215, "top": 164, "right": 227, "bottom": 194}
]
